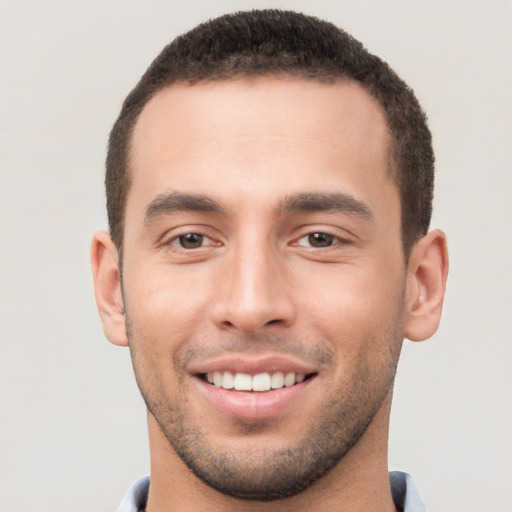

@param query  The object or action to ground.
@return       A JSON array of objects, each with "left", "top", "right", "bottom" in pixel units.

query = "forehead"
[{"left": 128, "top": 77, "right": 394, "bottom": 216}]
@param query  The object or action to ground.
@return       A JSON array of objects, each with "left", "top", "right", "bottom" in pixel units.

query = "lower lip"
[{"left": 195, "top": 377, "right": 314, "bottom": 421}]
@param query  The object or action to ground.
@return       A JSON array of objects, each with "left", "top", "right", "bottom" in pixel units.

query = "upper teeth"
[{"left": 206, "top": 371, "right": 306, "bottom": 391}]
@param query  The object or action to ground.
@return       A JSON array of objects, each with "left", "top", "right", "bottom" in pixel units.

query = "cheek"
[
  {"left": 298, "top": 263, "right": 405, "bottom": 354},
  {"left": 124, "top": 262, "right": 212, "bottom": 336}
]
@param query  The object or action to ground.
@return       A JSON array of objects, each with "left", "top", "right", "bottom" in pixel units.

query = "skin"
[{"left": 92, "top": 77, "right": 448, "bottom": 512}]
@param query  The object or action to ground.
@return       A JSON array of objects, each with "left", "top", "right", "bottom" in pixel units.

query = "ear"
[
  {"left": 90, "top": 230, "right": 128, "bottom": 346},
  {"left": 404, "top": 229, "right": 449, "bottom": 341}
]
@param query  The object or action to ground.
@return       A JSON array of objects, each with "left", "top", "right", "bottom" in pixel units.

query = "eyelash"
[
  {"left": 295, "top": 231, "right": 348, "bottom": 249},
  {"left": 166, "top": 232, "right": 217, "bottom": 250}
]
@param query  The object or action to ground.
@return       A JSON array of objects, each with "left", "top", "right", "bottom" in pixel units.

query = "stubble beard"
[
  {"left": 127, "top": 324, "right": 404, "bottom": 502},
  {"left": 156, "top": 368, "right": 398, "bottom": 501}
]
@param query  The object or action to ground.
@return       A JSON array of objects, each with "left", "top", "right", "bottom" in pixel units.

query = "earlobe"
[
  {"left": 404, "top": 229, "right": 449, "bottom": 342},
  {"left": 90, "top": 230, "right": 128, "bottom": 346}
]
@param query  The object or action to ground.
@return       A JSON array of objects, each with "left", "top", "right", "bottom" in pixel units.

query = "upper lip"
[{"left": 188, "top": 354, "right": 319, "bottom": 376}]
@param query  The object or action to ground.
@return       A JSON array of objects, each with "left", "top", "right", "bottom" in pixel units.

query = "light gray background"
[{"left": 0, "top": 1, "right": 510, "bottom": 511}]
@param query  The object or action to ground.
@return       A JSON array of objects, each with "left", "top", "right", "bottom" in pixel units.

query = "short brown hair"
[{"left": 106, "top": 9, "right": 434, "bottom": 256}]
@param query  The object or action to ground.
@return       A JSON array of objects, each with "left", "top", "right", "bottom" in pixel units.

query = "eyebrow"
[
  {"left": 143, "top": 191, "right": 373, "bottom": 224},
  {"left": 278, "top": 193, "right": 373, "bottom": 219},
  {"left": 143, "top": 191, "right": 225, "bottom": 223}
]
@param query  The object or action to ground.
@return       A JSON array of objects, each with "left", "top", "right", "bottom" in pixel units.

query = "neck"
[{"left": 144, "top": 391, "right": 397, "bottom": 512}]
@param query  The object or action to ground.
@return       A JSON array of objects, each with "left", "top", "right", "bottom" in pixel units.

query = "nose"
[{"left": 210, "top": 244, "right": 296, "bottom": 334}]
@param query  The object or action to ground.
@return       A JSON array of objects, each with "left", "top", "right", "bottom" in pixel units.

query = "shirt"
[{"left": 117, "top": 471, "right": 427, "bottom": 512}]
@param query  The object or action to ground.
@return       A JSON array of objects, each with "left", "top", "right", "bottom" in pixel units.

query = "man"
[{"left": 91, "top": 9, "right": 448, "bottom": 512}]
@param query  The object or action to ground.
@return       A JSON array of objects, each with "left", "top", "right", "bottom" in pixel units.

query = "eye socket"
[{"left": 296, "top": 232, "right": 338, "bottom": 248}]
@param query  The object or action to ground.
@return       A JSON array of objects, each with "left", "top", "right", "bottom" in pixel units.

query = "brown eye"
[
  {"left": 305, "top": 232, "right": 335, "bottom": 247},
  {"left": 177, "top": 233, "right": 204, "bottom": 249}
]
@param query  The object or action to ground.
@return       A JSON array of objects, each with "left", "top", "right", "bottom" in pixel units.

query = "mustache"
[{"left": 176, "top": 334, "right": 334, "bottom": 368}]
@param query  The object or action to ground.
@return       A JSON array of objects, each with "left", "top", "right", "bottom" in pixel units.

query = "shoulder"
[
  {"left": 116, "top": 475, "right": 150, "bottom": 512},
  {"left": 389, "top": 471, "right": 427, "bottom": 512}
]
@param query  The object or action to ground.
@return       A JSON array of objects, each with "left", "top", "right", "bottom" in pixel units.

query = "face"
[{"left": 122, "top": 78, "right": 406, "bottom": 499}]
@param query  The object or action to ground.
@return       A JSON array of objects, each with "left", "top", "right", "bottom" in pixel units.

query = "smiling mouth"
[{"left": 200, "top": 371, "right": 316, "bottom": 392}]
